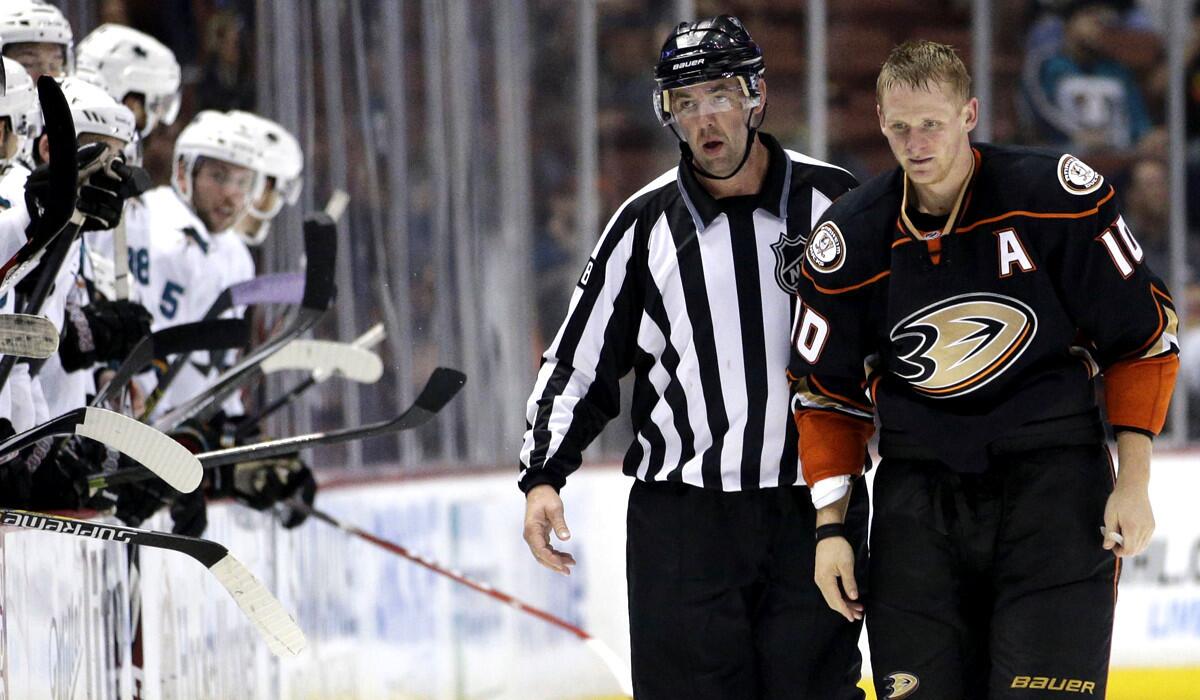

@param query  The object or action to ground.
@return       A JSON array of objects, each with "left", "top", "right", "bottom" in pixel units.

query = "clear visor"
[
  {"left": 248, "top": 175, "right": 302, "bottom": 220},
  {"left": 655, "top": 77, "right": 759, "bottom": 127},
  {"left": 140, "top": 91, "right": 181, "bottom": 137}
]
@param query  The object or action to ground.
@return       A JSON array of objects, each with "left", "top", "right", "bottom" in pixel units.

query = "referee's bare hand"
[
  {"left": 523, "top": 484, "right": 577, "bottom": 575},
  {"left": 815, "top": 537, "right": 862, "bottom": 623}
]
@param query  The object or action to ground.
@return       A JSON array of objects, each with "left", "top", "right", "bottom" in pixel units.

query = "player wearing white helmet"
[
  {"left": 32, "top": 77, "right": 149, "bottom": 418},
  {"left": 0, "top": 0, "right": 73, "bottom": 81},
  {"left": 227, "top": 110, "right": 303, "bottom": 246},
  {"left": 126, "top": 110, "right": 261, "bottom": 418},
  {"left": 77, "top": 24, "right": 181, "bottom": 140},
  {"left": 0, "top": 57, "right": 38, "bottom": 232}
]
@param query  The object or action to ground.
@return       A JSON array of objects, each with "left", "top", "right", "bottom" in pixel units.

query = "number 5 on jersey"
[
  {"left": 160, "top": 281, "right": 185, "bottom": 319},
  {"left": 792, "top": 302, "right": 830, "bottom": 364}
]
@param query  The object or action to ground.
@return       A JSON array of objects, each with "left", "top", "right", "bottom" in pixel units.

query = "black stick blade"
[
  {"left": 416, "top": 367, "right": 467, "bottom": 414},
  {"left": 35, "top": 75, "right": 77, "bottom": 234},
  {"left": 300, "top": 214, "right": 338, "bottom": 311}
]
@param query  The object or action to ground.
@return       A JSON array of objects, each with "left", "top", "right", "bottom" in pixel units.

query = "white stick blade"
[
  {"left": 261, "top": 339, "right": 383, "bottom": 384},
  {"left": 324, "top": 189, "right": 350, "bottom": 222},
  {"left": 0, "top": 314, "right": 60, "bottom": 358},
  {"left": 210, "top": 554, "right": 307, "bottom": 657},
  {"left": 584, "top": 638, "right": 634, "bottom": 698},
  {"left": 77, "top": 408, "right": 202, "bottom": 493}
]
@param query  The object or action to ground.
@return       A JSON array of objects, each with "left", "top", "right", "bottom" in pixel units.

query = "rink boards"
[{"left": 0, "top": 451, "right": 1195, "bottom": 699}]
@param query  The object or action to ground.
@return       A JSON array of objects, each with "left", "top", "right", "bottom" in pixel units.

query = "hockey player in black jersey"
[{"left": 788, "top": 41, "right": 1178, "bottom": 699}]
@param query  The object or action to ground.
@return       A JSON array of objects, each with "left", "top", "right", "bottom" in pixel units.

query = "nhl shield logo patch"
[
  {"left": 771, "top": 228, "right": 807, "bottom": 294},
  {"left": 1057, "top": 154, "right": 1104, "bottom": 195}
]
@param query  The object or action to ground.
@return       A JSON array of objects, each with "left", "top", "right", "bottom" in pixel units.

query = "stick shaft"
[{"left": 298, "top": 503, "right": 592, "bottom": 641}]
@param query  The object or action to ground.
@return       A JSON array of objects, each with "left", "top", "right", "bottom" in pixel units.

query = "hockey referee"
[{"left": 519, "top": 15, "right": 866, "bottom": 699}]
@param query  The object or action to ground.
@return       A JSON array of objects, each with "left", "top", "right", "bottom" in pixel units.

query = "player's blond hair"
[{"left": 876, "top": 40, "right": 971, "bottom": 106}]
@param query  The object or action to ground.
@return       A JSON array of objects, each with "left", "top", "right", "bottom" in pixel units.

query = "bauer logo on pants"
[{"left": 885, "top": 672, "right": 920, "bottom": 699}]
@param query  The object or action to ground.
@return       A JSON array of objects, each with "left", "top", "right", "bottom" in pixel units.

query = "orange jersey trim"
[
  {"left": 955, "top": 187, "right": 1116, "bottom": 235},
  {"left": 795, "top": 409, "right": 874, "bottom": 486},
  {"left": 1104, "top": 354, "right": 1179, "bottom": 435},
  {"left": 801, "top": 266, "right": 890, "bottom": 295}
]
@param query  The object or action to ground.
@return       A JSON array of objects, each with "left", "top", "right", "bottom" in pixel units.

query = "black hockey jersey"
[{"left": 787, "top": 142, "right": 1179, "bottom": 483}]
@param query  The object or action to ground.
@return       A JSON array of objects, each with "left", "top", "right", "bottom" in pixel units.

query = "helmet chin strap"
[{"left": 673, "top": 105, "right": 767, "bottom": 181}]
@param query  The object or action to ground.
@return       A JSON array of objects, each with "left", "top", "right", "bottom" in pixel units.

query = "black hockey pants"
[
  {"left": 626, "top": 478, "right": 868, "bottom": 699},
  {"left": 867, "top": 444, "right": 1119, "bottom": 699}
]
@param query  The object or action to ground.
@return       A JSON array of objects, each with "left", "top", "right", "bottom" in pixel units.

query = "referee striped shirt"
[{"left": 519, "top": 133, "right": 857, "bottom": 493}]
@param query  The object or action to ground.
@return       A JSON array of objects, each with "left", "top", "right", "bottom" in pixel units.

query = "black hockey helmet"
[
  {"left": 652, "top": 15, "right": 764, "bottom": 126},
  {"left": 653, "top": 15, "right": 767, "bottom": 181}
]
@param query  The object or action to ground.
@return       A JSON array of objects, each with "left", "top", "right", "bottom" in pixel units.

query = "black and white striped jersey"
[{"left": 519, "top": 133, "right": 858, "bottom": 493}]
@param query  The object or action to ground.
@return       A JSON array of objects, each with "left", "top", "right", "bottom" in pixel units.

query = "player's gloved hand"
[
  {"left": 60, "top": 298, "right": 153, "bottom": 371},
  {"left": 76, "top": 155, "right": 151, "bottom": 232},
  {"left": 28, "top": 436, "right": 122, "bottom": 511},
  {"left": 24, "top": 142, "right": 108, "bottom": 231},
  {"left": 215, "top": 455, "right": 317, "bottom": 528},
  {"left": 112, "top": 473, "right": 173, "bottom": 528},
  {"left": 169, "top": 489, "right": 207, "bottom": 537}
]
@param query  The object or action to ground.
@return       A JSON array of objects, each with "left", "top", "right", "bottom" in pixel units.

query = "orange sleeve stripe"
[
  {"left": 801, "top": 266, "right": 890, "bottom": 295},
  {"left": 810, "top": 375, "right": 873, "bottom": 413},
  {"left": 955, "top": 187, "right": 1116, "bottom": 234},
  {"left": 1104, "top": 354, "right": 1179, "bottom": 435},
  {"left": 795, "top": 409, "right": 874, "bottom": 486}
]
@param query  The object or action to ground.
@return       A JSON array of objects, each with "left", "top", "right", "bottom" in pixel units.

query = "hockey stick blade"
[
  {"left": 259, "top": 339, "right": 383, "bottom": 384},
  {"left": 93, "top": 319, "right": 250, "bottom": 407},
  {"left": 95, "top": 369, "right": 465, "bottom": 489},
  {"left": 0, "top": 509, "right": 306, "bottom": 657},
  {"left": 0, "top": 408, "right": 201, "bottom": 492},
  {"left": 204, "top": 271, "right": 306, "bottom": 320},
  {"left": 196, "top": 367, "right": 464, "bottom": 467},
  {"left": 0, "top": 314, "right": 59, "bottom": 358},
  {"left": 236, "top": 323, "right": 387, "bottom": 437}
]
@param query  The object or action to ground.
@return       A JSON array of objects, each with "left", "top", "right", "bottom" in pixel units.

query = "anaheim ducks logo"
[
  {"left": 1057, "top": 154, "right": 1104, "bottom": 195},
  {"left": 891, "top": 293, "right": 1037, "bottom": 398},
  {"left": 885, "top": 672, "right": 920, "bottom": 699}
]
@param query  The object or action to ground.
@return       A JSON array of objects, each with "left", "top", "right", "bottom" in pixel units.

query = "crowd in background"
[{"left": 68, "top": 0, "right": 1200, "bottom": 453}]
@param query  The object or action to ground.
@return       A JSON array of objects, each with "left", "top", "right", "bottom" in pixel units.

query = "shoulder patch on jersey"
[
  {"left": 805, "top": 221, "right": 846, "bottom": 274},
  {"left": 1057, "top": 154, "right": 1103, "bottom": 196}
]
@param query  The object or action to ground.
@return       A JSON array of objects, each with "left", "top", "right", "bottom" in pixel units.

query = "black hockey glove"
[
  {"left": 112, "top": 471, "right": 174, "bottom": 528},
  {"left": 60, "top": 298, "right": 153, "bottom": 371},
  {"left": 24, "top": 143, "right": 151, "bottom": 233},
  {"left": 214, "top": 455, "right": 317, "bottom": 528},
  {"left": 76, "top": 156, "right": 151, "bottom": 232},
  {"left": 169, "top": 489, "right": 208, "bottom": 537}
]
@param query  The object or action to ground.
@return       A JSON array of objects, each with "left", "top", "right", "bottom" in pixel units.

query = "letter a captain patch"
[{"left": 994, "top": 228, "right": 1034, "bottom": 277}]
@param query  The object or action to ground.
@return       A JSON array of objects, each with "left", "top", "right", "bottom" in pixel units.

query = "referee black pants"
[
  {"left": 867, "top": 445, "right": 1119, "bottom": 699},
  {"left": 626, "top": 479, "right": 868, "bottom": 700}
]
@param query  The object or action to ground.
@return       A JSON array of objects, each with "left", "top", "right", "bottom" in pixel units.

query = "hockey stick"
[
  {"left": 0, "top": 508, "right": 306, "bottom": 657},
  {"left": 91, "top": 319, "right": 251, "bottom": 408},
  {"left": 259, "top": 338, "right": 384, "bottom": 383},
  {"left": 237, "top": 323, "right": 385, "bottom": 437},
  {"left": 139, "top": 271, "right": 307, "bottom": 421},
  {"left": 89, "top": 367, "right": 465, "bottom": 490},
  {"left": 0, "top": 407, "right": 201, "bottom": 492},
  {"left": 0, "top": 313, "right": 59, "bottom": 358},
  {"left": 294, "top": 501, "right": 632, "bottom": 696},
  {"left": 152, "top": 213, "right": 338, "bottom": 432}
]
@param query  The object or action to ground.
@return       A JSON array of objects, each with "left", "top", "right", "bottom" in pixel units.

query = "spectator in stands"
[{"left": 1022, "top": 0, "right": 1153, "bottom": 152}]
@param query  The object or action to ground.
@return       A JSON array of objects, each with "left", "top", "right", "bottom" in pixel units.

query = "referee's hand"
[
  {"left": 815, "top": 537, "right": 863, "bottom": 623},
  {"left": 523, "top": 484, "right": 577, "bottom": 576}
]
